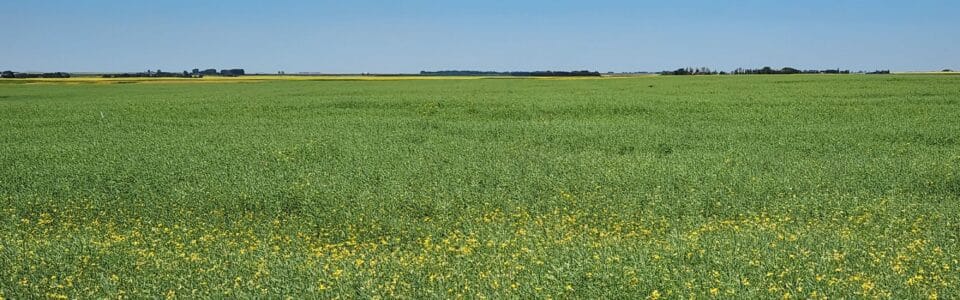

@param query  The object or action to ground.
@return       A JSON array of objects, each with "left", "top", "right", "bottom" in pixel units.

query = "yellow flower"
[
  {"left": 710, "top": 287, "right": 719, "bottom": 296},
  {"left": 45, "top": 293, "right": 69, "bottom": 300},
  {"left": 38, "top": 213, "right": 53, "bottom": 226},
  {"left": 650, "top": 289, "right": 662, "bottom": 300},
  {"left": 907, "top": 274, "right": 924, "bottom": 286}
]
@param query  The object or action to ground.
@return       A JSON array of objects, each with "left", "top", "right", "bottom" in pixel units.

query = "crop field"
[{"left": 1, "top": 75, "right": 959, "bottom": 298}]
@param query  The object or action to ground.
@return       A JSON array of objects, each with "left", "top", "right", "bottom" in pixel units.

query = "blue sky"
[{"left": 2, "top": 0, "right": 958, "bottom": 73}]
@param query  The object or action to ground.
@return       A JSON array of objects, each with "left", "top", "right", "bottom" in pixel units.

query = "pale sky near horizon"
[{"left": 2, "top": 0, "right": 958, "bottom": 73}]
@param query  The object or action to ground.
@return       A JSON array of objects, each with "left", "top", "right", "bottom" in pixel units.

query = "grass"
[{"left": 1, "top": 75, "right": 958, "bottom": 298}]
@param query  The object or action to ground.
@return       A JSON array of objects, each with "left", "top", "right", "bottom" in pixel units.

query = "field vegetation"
[{"left": 1, "top": 75, "right": 958, "bottom": 298}]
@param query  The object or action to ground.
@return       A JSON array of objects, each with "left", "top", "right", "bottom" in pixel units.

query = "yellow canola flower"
[{"left": 45, "top": 293, "right": 69, "bottom": 300}]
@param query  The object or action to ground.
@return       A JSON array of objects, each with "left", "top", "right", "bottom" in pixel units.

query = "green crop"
[{"left": 1, "top": 75, "right": 958, "bottom": 298}]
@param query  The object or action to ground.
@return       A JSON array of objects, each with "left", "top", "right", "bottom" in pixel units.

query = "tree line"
[
  {"left": 660, "top": 66, "right": 894, "bottom": 75},
  {"left": 732, "top": 67, "right": 852, "bottom": 75},
  {"left": 102, "top": 68, "right": 245, "bottom": 78},
  {"left": 1, "top": 71, "right": 70, "bottom": 78},
  {"left": 420, "top": 70, "right": 601, "bottom": 77}
]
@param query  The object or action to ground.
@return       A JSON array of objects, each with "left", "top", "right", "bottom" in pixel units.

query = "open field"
[{"left": 1, "top": 75, "right": 959, "bottom": 298}]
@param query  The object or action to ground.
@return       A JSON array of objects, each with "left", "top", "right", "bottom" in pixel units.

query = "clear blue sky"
[{"left": 2, "top": 0, "right": 958, "bottom": 73}]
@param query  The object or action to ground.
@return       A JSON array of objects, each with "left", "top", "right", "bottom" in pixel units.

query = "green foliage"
[{"left": 1, "top": 75, "right": 959, "bottom": 298}]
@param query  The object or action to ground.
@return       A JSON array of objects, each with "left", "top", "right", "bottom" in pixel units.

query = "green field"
[{"left": 1, "top": 75, "right": 958, "bottom": 298}]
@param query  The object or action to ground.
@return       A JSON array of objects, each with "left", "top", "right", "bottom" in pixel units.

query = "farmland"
[{"left": 1, "top": 75, "right": 959, "bottom": 298}]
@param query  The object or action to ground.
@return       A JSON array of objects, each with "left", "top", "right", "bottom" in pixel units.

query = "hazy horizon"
[{"left": 3, "top": 0, "right": 958, "bottom": 73}]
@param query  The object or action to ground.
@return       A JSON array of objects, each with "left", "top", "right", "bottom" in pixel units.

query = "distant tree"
[
  {"left": 1, "top": 71, "right": 13, "bottom": 78},
  {"left": 730, "top": 66, "right": 860, "bottom": 75},
  {"left": 660, "top": 67, "right": 720, "bottom": 75},
  {"left": 944, "top": 69, "right": 954, "bottom": 72},
  {"left": 780, "top": 67, "right": 800, "bottom": 74},
  {"left": 219, "top": 69, "right": 245, "bottom": 77},
  {"left": 192, "top": 68, "right": 200, "bottom": 74},
  {"left": 39, "top": 72, "right": 70, "bottom": 78},
  {"left": 101, "top": 70, "right": 193, "bottom": 78}
]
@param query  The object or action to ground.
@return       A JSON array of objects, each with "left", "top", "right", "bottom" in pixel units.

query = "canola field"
[{"left": 1, "top": 75, "right": 959, "bottom": 298}]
